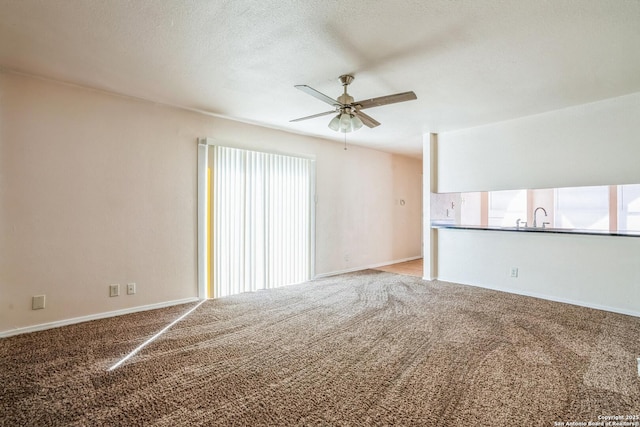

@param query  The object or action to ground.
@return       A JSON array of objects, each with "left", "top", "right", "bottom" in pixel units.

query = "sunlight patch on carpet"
[{"left": 108, "top": 300, "right": 206, "bottom": 371}]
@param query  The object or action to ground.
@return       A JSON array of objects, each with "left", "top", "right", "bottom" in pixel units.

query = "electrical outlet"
[
  {"left": 32, "top": 295, "right": 46, "bottom": 310},
  {"left": 510, "top": 267, "right": 519, "bottom": 278},
  {"left": 127, "top": 283, "right": 136, "bottom": 295},
  {"left": 109, "top": 284, "right": 120, "bottom": 297}
]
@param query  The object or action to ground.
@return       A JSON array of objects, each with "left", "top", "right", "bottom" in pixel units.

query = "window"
[
  {"left": 554, "top": 186, "right": 609, "bottom": 230},
  {"left": 618, "top": 184, "right": 640, "bottom": 232},
  {"left": 487, "top": 190, "right": 526, "bottom": 227}
]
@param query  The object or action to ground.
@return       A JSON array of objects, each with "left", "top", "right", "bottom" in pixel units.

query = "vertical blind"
[{"left": 212, "top": 146, "right": 311, "bottom": 298}]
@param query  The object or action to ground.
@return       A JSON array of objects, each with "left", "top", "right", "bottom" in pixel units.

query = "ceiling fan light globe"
[
  {"left": 339, "top": 113, "right": 352, "bottom": 132},
  {"left": 351, "top": 114, "right": 363, "bottom": 131},
  {"left": 328, "top": 115, "right": 341, "bottom": 131}
]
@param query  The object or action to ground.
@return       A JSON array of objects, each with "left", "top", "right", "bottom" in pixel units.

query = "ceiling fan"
[{"left": 290, "top": 74, "right": 417, "bottom": 133}]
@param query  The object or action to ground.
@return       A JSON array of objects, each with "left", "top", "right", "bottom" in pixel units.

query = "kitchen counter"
[{"left": 431, "top": 223, "right": 640, "bottom": 238}]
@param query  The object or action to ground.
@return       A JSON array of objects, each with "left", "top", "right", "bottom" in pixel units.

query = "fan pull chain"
[{"left": 344, "top": 132, "right": 347, "bottom": 151}]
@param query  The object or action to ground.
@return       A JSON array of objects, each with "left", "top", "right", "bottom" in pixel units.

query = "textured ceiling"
[{"left": 1, "top": 0, "right": 639, "bottom": 158}]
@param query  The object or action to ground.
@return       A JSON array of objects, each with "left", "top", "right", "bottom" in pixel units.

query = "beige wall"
[{"left": 0, "top": 71, "right": 422, "bottom": 334}]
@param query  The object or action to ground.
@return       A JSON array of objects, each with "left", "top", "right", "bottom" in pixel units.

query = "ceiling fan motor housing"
[{"left": 338, "top": 93, "right": 354, "bottom": 105}]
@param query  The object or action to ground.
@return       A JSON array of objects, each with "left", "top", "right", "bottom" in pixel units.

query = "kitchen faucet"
[{"left": 533, "top": 207, "right": 548, "bottom": 228}]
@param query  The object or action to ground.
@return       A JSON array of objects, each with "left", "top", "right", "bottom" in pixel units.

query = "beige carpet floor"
[{"left": 1, "top": 270, "right": 640, "bottom": 426}]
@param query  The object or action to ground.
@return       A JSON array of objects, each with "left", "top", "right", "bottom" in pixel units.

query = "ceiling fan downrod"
[{"left": 337, "top": 75, "right": 354, "bottom": 105}]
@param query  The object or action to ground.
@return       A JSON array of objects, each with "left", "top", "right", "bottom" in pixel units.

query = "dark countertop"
[{"left": 431, "top": 223, "right": 640, "bottom": 238}]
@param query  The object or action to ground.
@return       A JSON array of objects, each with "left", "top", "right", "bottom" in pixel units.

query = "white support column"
[{"left": 423, "top": 133, "right": 438, "bottom": 280}]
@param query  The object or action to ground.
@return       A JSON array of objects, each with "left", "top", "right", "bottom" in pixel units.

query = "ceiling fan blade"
[
  {"left": 354, "top": 91, "right": 417, "bottom": 110},
  {"left": 353, "top": 110, "right": 381, "bottom": 128},
  {"left": 290, "top": 110, "right": 336, "bottom": 123},
  {"left": 295, "top": 85, "right": 342, "bottom": 107}
]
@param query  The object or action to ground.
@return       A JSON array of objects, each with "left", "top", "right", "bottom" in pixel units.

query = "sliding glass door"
[{"left": 210, "top": 146, "right": 312, "bottom": 298}]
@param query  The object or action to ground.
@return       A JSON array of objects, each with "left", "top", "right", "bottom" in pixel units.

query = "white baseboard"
[
  {"left": 0, "top": 297, "right": 201, "bottom": 338},
  {"left": 314, "top": 256, "right": 423, "bottom": 279},
  {"left": 441, "top": 279, "right": 640, "bottom": 319}
]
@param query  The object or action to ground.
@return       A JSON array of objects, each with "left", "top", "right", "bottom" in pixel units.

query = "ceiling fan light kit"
[
  {"left": 291, "top": 74, "right": 417, "bottom": 133},
  {"left": 329, "top": 110, "right": 363, "bottom": 133}
]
